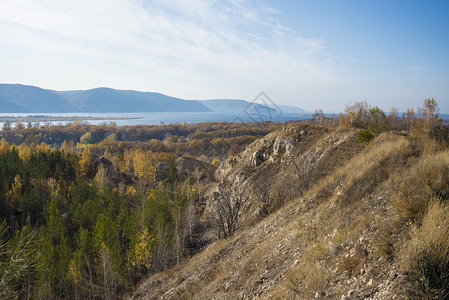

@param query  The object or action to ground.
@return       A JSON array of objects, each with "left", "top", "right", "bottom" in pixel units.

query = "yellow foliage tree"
[
  {"left": 79, "top": 147, "right": 92, "bottom": 176},
  {"left": 132, "top": 227, "right": 155, "bottom": 272},
  {"left": 17, "top": 143, "right": 32, "bottom": 161},
  {"left": 34, "top": 142, "right": 51, "bottom": 153},
  {"left": 7, "top": 175, "right": 23, "bottom": 209},
  {"left": 94, "top": 164, "right": 108, "bottom": 188},
  {"left": 61, "top": 140, "right": 75, "bottom": 153},
  {"left": 67, "top": 259, "right": 81, "bottom": 288},
  {"left": 0, "top": 139, "right": 10, "bottom": 155},
  {"left": 133, "top": 149, "right": 155, "bottom": 183},
  {"left": 120, "top": 149, "right": 134, "bottom": 177}
]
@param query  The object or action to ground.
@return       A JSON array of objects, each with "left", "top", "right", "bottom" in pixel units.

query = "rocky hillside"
[{"left": 132, "top": 123, "right": 449, "bottom": 299}]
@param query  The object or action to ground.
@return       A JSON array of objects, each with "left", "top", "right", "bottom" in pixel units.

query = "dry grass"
[
  {"left": 132, "top": 129, "right": 449, "bottom": 300},
  {"left": 285, "top": 241, "right": 331, "bottom": 299},
  {"left": 300, "top": 132, "right": 410, "bottom": 208},
  {"left": 392, "top": 150, "right": 449, "bottom": 223},
  {"left": 398, "top": 200, "right": 449, "bottom": 299},
  {"left": 282, "top": 132, "right": 414, "bottom": 298}
]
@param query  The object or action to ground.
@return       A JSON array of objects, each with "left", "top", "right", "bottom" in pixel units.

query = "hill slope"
[{"left": 132, "top": 124, "right": 449, "bottom": 299}]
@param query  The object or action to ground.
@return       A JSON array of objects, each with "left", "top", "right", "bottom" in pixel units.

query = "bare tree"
[
  {"left": 98, "top": 243, "right": 120, "bottom": 300},
  {"left": 417, "top": 98, "right": 442, "bottom": 136},
  {"left": 208, "top": 183, "right": 249, "bottom": 239},
  {"left": 281, "top": 154, "right": 313, "bottom": 199},
  {"left": 0, "top": 220, "right": 39, "bottom": 298},
  {"left": 388, "top": 107, "right": 402, "bottom": 131},
  {"left": 340, "top": 100, "right": 370, "bottom": 129},
  {"left": 185, "top": 196, "right": 198, "bottom": 243},
  {"left": 313, "top": 109, "right": 325, "bottom": 125}
]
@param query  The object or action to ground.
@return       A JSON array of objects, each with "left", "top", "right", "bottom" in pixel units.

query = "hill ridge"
[
  {"left": 132, "top": 123, "right": 445, "bottom": 299},
  {"left": 0, "top": 83, "right": 307, "bottom": 114}
]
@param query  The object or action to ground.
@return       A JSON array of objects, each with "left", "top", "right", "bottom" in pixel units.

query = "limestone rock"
[
  {"left": 176, "top": 157, "right": 217, "bottom": 182},
  {"left": 154, "top": 162, "right": 170, "bottom": 182}
]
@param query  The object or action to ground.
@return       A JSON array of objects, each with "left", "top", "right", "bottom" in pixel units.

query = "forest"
[
  {"left": 1, "top": 98, "right": 448, "bottom": 299},
  {"left": 0, "top": 120, "right": 290, "bottom": 299}
]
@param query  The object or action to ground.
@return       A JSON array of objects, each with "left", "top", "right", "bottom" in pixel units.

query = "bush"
[{"left": 358, "top": 130, "right": 374, "bottom": 145}]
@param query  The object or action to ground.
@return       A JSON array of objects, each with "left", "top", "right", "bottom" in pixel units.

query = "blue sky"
[{"left": 0, "top": 0, "right": 448, "bottom": 113}]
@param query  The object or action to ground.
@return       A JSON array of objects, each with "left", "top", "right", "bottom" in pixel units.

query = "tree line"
[{"left": 313, "top": 98, "right": 447, "bottom": 145}]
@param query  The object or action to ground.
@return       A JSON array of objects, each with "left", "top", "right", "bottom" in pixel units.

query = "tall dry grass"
[
  {"left": 398, "top": 200, "right": 449, "bottom": 299},
  {"left": 393, "top": 150, "right": 449, "bottom": 223},
  {"left": 283, "top": 133, "right": 414, "bottom": 297},
  {"left": 303, "top": 133, "right": 410, "bottom": 206}
]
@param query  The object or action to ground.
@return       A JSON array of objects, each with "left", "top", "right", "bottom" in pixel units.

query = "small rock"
[{"left": 315, "top": 291, "right": 326, "bottom": 298}]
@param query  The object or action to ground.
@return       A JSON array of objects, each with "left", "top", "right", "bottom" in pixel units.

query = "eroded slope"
[{"left": 132, "top": 125, "right": 444, "bottom": 299}]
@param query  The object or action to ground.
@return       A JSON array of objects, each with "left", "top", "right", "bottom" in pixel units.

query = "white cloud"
[{"left": 0, "top": 0, "right": 341, "bottom": 109}]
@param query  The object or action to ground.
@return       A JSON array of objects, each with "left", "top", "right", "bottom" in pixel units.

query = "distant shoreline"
[{"left": 0, "top": 115, "right": 142, "bottom": 122}]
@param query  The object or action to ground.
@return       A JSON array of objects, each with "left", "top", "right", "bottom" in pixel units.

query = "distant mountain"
[
  {"left": 55, "top": 88, "right": 211, "bottom": 112},
  {"left": 276, "top": 104, "right": 308, "bottom": 114},
  {"left": 0, "top": 84, "right": 211, "bottom": 113},
  {"left": 200, "top": 99, "right": 308, "bottom": 114},
  {"left": 200, "top": 99, "right": 274, "bottom": 113},
  {"left": 0, "top": 84, "right": 308, "bottom": 114},
  {"left": 0, "top": 84, "right": 77, "bottom": 112}
]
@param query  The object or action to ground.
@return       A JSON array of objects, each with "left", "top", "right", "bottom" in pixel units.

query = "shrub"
[{"left": 358, "top": 130, "right": 374, "bottom": 145}]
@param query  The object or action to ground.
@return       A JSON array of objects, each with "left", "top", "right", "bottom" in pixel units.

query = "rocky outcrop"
[
  {"left": 216, "top": 126, "right": 312, "bottom": 181},
  {"left": 154, "top": 162, "right": 170, "bottom": 182},
  {"left": 250, "top": 149, "right": 269, "bottom": 166},
  {"left": 175, "top": 157, "right": 217, "bottom": 182},
  {"left": 92, "top": 154, "right": 132, "bottom": 185}
]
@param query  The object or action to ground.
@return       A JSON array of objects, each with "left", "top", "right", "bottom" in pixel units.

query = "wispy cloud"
[
  {"left": 0, "top": 0, "right": 340, "bottom": 105},
  {"left": 407, "top": 66, "right": 427, "bottom": 72}
]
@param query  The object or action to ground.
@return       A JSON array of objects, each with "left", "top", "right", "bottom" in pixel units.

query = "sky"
[{"left": 0, "top": 0, "right": 448, "bottom": 113}]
